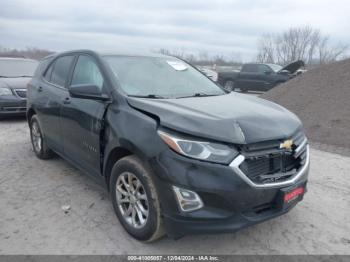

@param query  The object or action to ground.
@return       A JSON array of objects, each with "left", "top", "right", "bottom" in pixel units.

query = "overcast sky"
[{"left": 0, "top": 0, "right": 349, "bottom": 61}]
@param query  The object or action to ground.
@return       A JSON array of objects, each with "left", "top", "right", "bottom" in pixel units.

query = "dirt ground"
[{"left": 0, "top": 118, "right": 350, "bottom": 255}]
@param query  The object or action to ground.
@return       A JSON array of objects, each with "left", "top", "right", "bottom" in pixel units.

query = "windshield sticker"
[{"left": 166, "top": 60, "right": 188, "bottom": 71}]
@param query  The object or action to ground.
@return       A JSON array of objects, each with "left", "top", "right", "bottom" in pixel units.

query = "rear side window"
[
  {"left": 34, "top": 58, "right": 50, "bottom": 79},
  {"left": 71, "top": 55, "right": 104, "bottom": 90},
  {"left": 242, "top": 64, "right": 258, "bottom": 73},
  {"left": 44, "top": 61, "right": 54, "bottom": 81},
  {"left": 49, "top": 56, "right": 74, "bottom": 87}
]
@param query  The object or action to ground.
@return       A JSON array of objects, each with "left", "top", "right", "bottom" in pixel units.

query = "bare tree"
[
  {"left": 158, "top": 48, "right": 171, "bottom": 56},
  {"left": 0, "top": 46, "right": 54, "bottom": 60},
  {"left": 317, "top": 37, "right": 348, "bottom": 64},
  {"left": 198, "top": 51, "right": 209, "bottom": 61},
  {"left": 257, "top": 34, "right": 275, "bottom": 63},
  {"left": 256, "top": 26, "right": 348, "bottom": 65},
  {"left": 155, "top": 48, "right": 241, "bottom": 66}
]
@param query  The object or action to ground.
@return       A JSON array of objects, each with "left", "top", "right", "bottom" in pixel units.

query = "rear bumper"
[{"left": 0, "top": 97, "right": 26, "bottom": 116}]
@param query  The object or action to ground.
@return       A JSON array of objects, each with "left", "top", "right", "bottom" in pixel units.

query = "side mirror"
[
  {"left": 69, "top": 84, "right": 110, "bottom": 101},
  {"left": 264, "top": 70, "right": 272, "bottom": 75}
]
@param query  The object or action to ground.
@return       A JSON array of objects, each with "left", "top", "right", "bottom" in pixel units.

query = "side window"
[
  {"left": 50, "top": 56, "right": 74, "bottom": 87},
  {"left": 44, "top": 61, "right": 54, "bottom": 81},
  {"left": 34, "top": 58, "right": 49, "bottom": 78},
  {"left": 71, "top": 55, "right": 104, "bottom": 90},
  {"left": 242, "top": 64, "right": 258, "bottom": 73},
  {"left": 257, "top": 64, "right": 272, "bottom": 73}
]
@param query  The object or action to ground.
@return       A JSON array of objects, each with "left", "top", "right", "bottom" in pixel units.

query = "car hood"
[
  {"left": 280, "top": 60, "right": 305, "bottom": 74},
  {"left": 0, "top": 77, "right": 31, "bottom": 90},
  {"left": 127, "top": 93, "right": 302, "bottom": 144}
]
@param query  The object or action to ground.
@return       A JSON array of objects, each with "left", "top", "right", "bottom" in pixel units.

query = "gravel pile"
[{"left": 262, "top": 59, "right": 350, "bottom": 151}]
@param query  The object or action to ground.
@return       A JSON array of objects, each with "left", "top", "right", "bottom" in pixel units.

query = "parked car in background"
[
  {"left": 27, "top": 50, "right": 309, "bottom": 242},
  {"left": 218, "top": 60, "right": 305, "bottom": 92},
  {"left": 0, "top": 57, "right": 38, "bottom": 118}
]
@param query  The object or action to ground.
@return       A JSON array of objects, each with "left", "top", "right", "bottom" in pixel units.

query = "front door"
[
  {"left": 60, "top": 54, "right": 108, "bottom": 177},
  {"left": 256, "top": 64, "right": 275, "bottom": 91},
  {"left": 236, "top": 64, "right": 262, "bottom": 91}
]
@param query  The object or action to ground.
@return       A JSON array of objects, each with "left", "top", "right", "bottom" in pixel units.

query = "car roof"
[{"left": 43, "top": 49, "right": 174, "bottom": 60}]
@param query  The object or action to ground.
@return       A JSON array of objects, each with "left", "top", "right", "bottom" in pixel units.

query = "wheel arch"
[
  {"left": 104, "top": 146, "right": 133, "bottom": 191},
  {"left": 223, "top": 78, "right": 235, "bottom": 84},
  {"left": 27, "top": 107, "right": 36, "bottom": 124}
]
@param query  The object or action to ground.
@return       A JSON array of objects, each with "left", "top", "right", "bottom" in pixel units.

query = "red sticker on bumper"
[{"left": 284, "top": 187, "right": 304, "bottom": 203}]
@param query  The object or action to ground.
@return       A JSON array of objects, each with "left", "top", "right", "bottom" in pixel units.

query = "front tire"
[
  {"left": 223, "top": 80, "right": 234, "bottom": 92},
  {"left": 30, "top": 115, "right": 54, "bottom": 159},
  {"left": 110, "top": 155, "right": 165, "bottom": 242}
]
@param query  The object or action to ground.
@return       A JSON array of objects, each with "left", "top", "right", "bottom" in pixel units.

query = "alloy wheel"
[
  {"left": 224, "top": 80, "right": 234, "bottom": 92},
  {"left": 116, "top": 172, "right": 149, "bottom": 229},
  {"left": 31, "top": 121, "right": 42, "bottom": 153}
]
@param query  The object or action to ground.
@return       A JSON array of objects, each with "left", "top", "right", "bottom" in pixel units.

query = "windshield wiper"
[
  {"left": 128, "top": 94, "right": 166, "bottom": 99},
  {"left": 176, "top": 92, "right": 221, "bottom": 99}
]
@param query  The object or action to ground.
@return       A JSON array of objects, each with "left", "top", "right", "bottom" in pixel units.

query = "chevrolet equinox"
[{"left": 27, "top": 50, "right": 310, "bottom": 242}]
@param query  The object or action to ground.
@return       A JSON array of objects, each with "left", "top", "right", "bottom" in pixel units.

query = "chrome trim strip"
[
  {"left": 294, "top": 138, "right": 308, "bottom": 158},
  {"left": 14, "top": 88, "right": 27, "bottom": 92},
  {"left": 230, "top": 145, "right": 310, "bottom": 189}
]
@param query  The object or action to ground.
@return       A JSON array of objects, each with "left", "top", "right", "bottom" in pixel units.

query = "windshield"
[
  {"left": 267, "top": 63, "right": 283, "bottom": 72},
  {"left": 104, "top": 56, "right": 225, "bottom": 98},
  {"left": 0, "top": 59, "right": 38, "bottom": 77}
]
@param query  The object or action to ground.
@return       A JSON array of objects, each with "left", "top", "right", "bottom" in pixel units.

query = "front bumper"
[
  {"left": 163, "top": 192, "right": 303, "bottom": 238},
  {"left": 150, "top": 144, "right": 310, "bottom": 238},
  {"left": 0, "top": 96, "right": 26, "bottom": 116}
]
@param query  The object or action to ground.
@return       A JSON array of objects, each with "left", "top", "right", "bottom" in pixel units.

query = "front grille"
[
  {"left": 14, "top": 89, "right": 27, "bottom": 98},
  {"left": 239, "top": 131, "right": 307, "bottom": 184}
]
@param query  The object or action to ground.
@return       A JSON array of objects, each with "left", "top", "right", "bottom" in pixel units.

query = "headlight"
[
  {"left": 0, "top": 88, "right": 13, "bottom": 96},
  {"left": 158, "top": 130, "right": 239, "bottom": 164}
]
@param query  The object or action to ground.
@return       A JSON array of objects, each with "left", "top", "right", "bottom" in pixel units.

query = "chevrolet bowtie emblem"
[{"left": 280, "top": 139, "right": 293, "bottom": 150}]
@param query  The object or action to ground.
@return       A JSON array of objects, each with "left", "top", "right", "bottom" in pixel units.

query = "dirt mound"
[{"left": 262, "top": 59, "right": 350, "bottom": 151}]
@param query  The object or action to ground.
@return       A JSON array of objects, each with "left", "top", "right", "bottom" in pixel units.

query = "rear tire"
[
  {"left": 110, "top": 155, "right": 165, "bottom": 242},
  {"left": 30, "top": 115, "right": 54, "bottom": 159}
]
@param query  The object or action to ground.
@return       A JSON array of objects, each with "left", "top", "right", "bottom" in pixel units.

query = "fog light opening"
[{"left": 173, "top": 186, "right": 203, "bottom": 212}]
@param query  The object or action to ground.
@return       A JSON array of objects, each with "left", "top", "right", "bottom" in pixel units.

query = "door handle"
[
  {"left": 63, "top": 97, "right": 71, "bottom": 104},
  {"left": 38, "top": 86, "right": 43, "bottom": 92}
]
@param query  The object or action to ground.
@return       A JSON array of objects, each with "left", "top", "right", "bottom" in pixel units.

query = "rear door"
[
  {"left": 60, "top": 54, "right": 108, "bottom": 177},
  {"left": 34, "top": 55, "right": 75, "bottom": 153}
]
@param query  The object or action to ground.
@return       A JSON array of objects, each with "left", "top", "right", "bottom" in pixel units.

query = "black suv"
[{"left": 27, "top": 50, "right": 310, "bottom": 242}]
